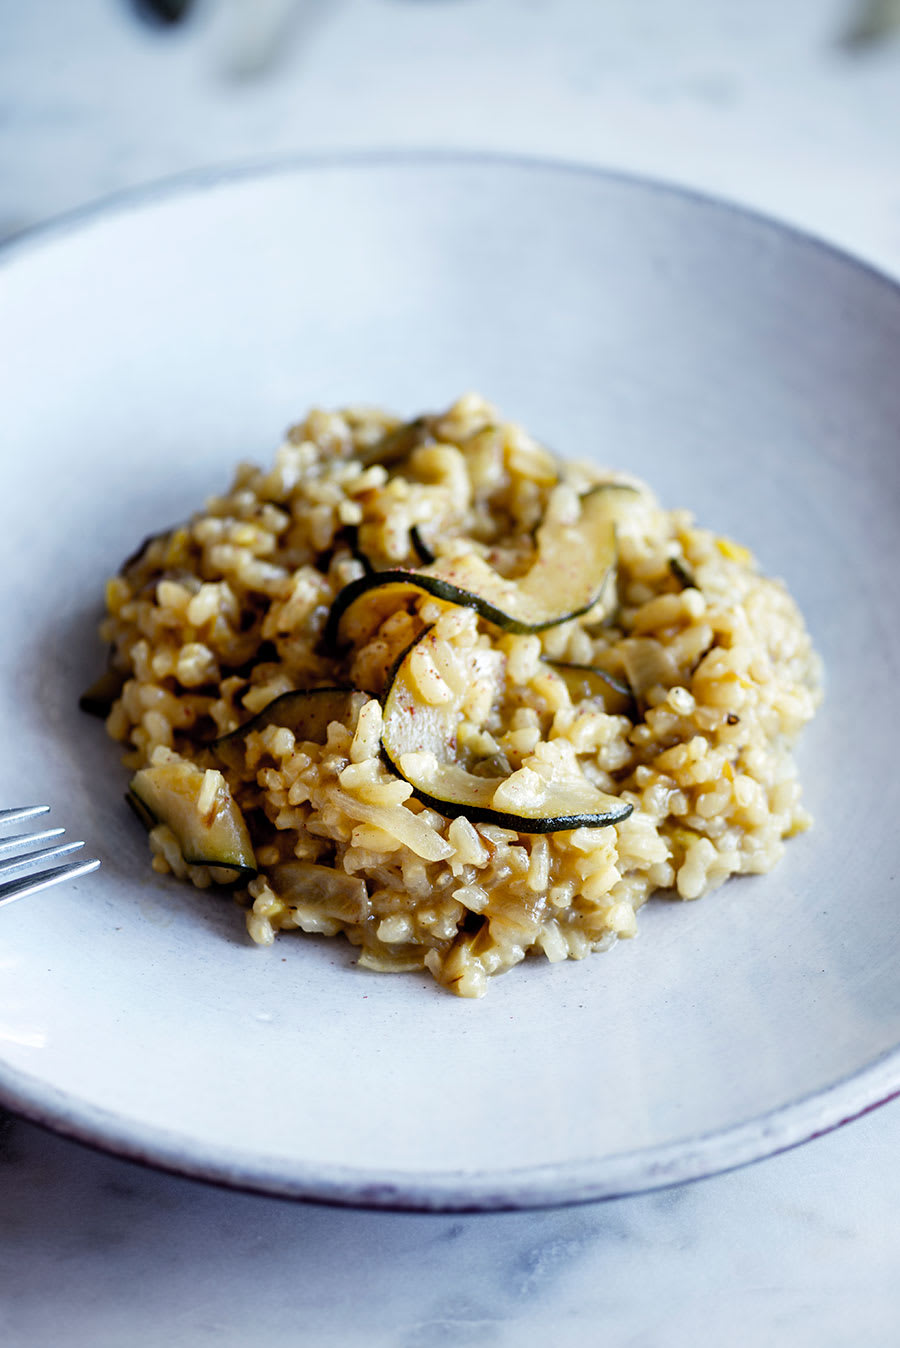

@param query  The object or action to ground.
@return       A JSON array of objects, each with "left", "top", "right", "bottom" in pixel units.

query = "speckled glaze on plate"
[{"left": 1, "top": 153, "right": 899, "bottom": 1211}]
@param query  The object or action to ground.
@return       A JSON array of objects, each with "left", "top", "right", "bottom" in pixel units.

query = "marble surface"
[
  {"left": 2, "top": 1096, "right": 900, "bottom": 1347},
  {"left": 3, "top": 1, "right": 900, "bottom": 1342}
]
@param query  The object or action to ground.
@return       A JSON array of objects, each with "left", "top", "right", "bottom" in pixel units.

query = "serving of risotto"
[{"left": 84, "top": 395, "right": 822, "bottom": 997}]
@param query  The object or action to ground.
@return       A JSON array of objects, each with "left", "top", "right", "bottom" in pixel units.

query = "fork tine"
[
  {"left": 0, "top": 826, "right": 66, "bottom": 856},
  {"left": 0, "top": 856, "right": 101, "bottom": 907},
  {"left": 0, "top": 805, "right": 51, "bottom": 825},
  {"left": 0, "top": 808, "right": 101, "bottom": 905},
  {"left": 0, "top": 839, "right": 87, "bottom": 880}
]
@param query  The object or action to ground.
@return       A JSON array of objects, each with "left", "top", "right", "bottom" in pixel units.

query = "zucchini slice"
[
  {"left": 619, "top": 637, "right": 680, "bottom": 699},
  {"left": 358, "top": 415, "right": 436, "bottom": 468},
  {"left": 582, "top": 481, "right": 641, "bottom": 502},
  {"left": 322, "top": 573, "right": 442, "bottom": 652},
  {"left": 129, "top": 759, "right": 257, "bottom": 877},
  {"left": 544, "top": 661, "right": 635, "bottom": 717},
  {"left": 324, "top": 489, "right": 617, "bottom": 651},
  {"left": 381, "top": 627, "right": 633, "bottom": 833},
  {"left": 212, "top": 687, "right": 367, "bottom": 772},
  {"left": 268, "top": 861, "right": 369, "bottom": 924}
]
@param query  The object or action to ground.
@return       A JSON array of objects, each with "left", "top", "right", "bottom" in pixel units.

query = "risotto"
[{"left": 85, "top": 395, "right": 822, "bottom": 997}]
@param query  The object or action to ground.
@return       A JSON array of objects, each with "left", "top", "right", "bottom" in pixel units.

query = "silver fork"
[{"left": 0, "top": 806, "right": 100, "bottom": 907}]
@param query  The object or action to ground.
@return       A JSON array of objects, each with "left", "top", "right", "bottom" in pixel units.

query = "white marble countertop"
[{"left": 3, "top": 1, "right": 900, "bottom": 1342}]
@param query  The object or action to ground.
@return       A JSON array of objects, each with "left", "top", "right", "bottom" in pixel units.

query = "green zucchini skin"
[
  {"left": 374, "top": 768, "right": 633, "bottom": 834},
  {"left": 212, "top": 687, "right": 367, "bottom": 771},
  {"left": 380, "top": 628, "right": 634, "bottom": 834},
  {"left": 343, "top": 525, "right": 375, "bottom": 576},
  {"left": 669, "top": 556, "right": 697, "bottom": 590},
  {"left": 409, "top": 525, "right": 436, "bottom": 566},
  {"left": 125, "top": 787, "right": 157, "bottom": 832},
  {"left": 79, "top": 667, "right": 127, "bottom": 718}
]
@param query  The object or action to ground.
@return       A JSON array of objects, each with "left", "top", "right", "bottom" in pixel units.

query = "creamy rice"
[{"left": 91, "top": 394, "right": 822, "bottom": 997}]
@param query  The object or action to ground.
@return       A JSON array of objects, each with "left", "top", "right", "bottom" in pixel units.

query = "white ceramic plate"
[{"left": 2, "top": 154, "right": 899, "bottom": 1211}]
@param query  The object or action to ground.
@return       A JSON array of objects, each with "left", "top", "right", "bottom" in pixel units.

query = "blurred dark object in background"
[
  {"left": 842, "top": 0, "right": 900, "bottom": 47},
  {"left": 134, "top": 0, "right": 194, "bottom": 25}
]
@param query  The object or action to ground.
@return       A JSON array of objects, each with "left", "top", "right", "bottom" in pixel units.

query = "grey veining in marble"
[{"left": 3, "top": 1099, "right": 900, "bottom": 1346}]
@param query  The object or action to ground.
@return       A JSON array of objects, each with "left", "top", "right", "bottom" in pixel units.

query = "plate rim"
[
  {"left": 3, "top": 1049, "right": 900, "bottom": 1212},
  {"left": 2, "top": 145, "right": 899, "bottom": 297},
  {"left": 3, "top": 148, "right": 900, "bottom": 1211}
]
